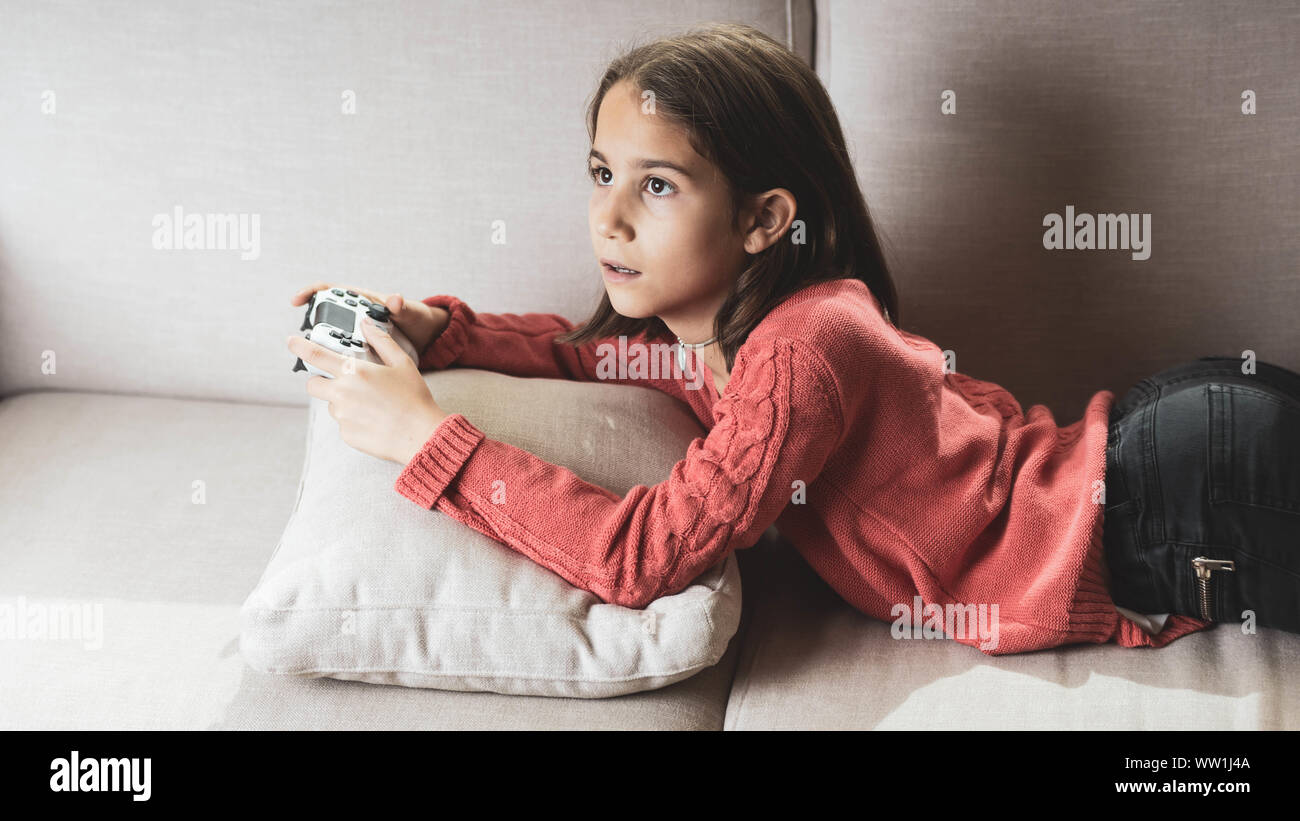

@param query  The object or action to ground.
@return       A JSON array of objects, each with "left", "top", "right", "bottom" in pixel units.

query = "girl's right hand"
[{"left": 290, "top": 282, "right": 451, "bottom": 356}]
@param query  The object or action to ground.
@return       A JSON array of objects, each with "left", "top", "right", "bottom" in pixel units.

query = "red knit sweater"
[{"left": 394, "top": 278, "right": 1212, "bottom": 655}]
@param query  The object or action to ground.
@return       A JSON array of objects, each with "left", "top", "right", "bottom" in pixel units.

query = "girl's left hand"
[{"left": 287, "top": 318, "right": 449, "bottom": 466}]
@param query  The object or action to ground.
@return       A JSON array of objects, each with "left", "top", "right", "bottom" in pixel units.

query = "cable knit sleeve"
[
  {"left": 393, "top": 336, "right": 844, "bottom": 608},
  {"left": 418, "top": 294, "right": 688, "bottom": 402}
]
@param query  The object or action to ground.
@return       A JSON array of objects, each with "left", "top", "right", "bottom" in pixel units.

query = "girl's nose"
[{"left": 592, "top": 192, "right": 633, "bottom": 240}]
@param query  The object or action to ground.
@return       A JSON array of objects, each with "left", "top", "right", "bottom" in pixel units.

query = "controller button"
[
  {"left": 329, "top": 330, "right": 343, "bottom": 338},
  {"left": 358, "top": 298, "right": 370, "bottom": 306},
  {"left": 367, "top": 306, "right": 390, "bottom": 321},
  {"left": 346, "top": 290, "right": 358, "bottom": 297},
  {"left": 345, "top": 298, "right": 358, "bottom": 306},
  {"left": 331, "top": 288, "right": 344, "bottom": 296}
]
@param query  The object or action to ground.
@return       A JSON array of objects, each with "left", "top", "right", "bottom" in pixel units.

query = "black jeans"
[{"left": 1104, "top": 355, "right": 1300, "bottom": 632}]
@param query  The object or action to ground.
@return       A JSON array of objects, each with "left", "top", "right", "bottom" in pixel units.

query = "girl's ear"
[{"left": 742, "top": 188, "right": 798, "bottom": 254}]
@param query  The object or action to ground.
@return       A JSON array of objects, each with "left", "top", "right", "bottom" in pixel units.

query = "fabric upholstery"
[
  {"left": 241, "top": 368, "right": 743, "bottom": 698},
  {"left": 0, "top": 390, "right": 741, "bottom": 728},
  {"left": 812, "top": 0, "right": 1299, "bottom": 418},
  {"left": 0, "top": 0, "right": 812, "bottom": 405},
  {"left": 727, "top": 529, "right": 1300, "bottom": 730}
]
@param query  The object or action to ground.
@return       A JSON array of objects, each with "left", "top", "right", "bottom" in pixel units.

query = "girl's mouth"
[{"left": 602, "top": 262, "right": 642, "bottom": 283}]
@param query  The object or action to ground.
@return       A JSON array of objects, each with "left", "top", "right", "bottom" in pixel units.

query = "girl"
[{"left": 287, "top": 23, "right": 1300, "bottom": 655}]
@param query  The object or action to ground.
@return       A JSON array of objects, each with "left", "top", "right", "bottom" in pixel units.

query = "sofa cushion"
[
  {"left": 239, "top": 368, "right": 743, "bottom": 698},
  {"left": 0, "top": 0, "right": 812, "bottom": 405},
  {"left": 727, "top": 531, "right": 1300, "bottom": 730},
  {"left": 813, "top": 0, "right": 1300, "bottom": 417},
  {"left": 0, "top": 390, "right": 742, "bottom": 729}
]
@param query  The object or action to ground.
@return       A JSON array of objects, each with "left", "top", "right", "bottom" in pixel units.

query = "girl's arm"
[
  {"left": 418, "top": 294, "right": 690, "bottom": 402},
  {"left": 395, "top": 336, "right": 844, "bottom": 608}
]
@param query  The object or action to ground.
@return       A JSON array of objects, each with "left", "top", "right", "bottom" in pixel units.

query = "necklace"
[{"left": 675, "top": 335, "right": 716, "bottom": 373}]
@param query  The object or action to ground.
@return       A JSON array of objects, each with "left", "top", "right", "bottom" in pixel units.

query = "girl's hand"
[
  {"left": 290, "top": 281, "right": 452, "bottom": 356},
  {"left": 287, "top": 316, "right": 450, "bottom": 465}
]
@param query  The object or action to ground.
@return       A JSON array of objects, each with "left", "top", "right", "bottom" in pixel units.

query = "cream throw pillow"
[{"left": 239, "top": 368, "right": 742, "bottom": 698}]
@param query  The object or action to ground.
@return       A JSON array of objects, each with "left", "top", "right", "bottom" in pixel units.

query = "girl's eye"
[
  {"left": 645, "top": 177, "right": 675, "bottom": 197},
  {"left": 588, "top": 165, "right": 676, "bottom": 198}
]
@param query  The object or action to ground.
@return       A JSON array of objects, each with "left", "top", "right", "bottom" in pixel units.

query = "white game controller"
[{"left": 292, "top": 287, "right": 419, "bottom": 378}]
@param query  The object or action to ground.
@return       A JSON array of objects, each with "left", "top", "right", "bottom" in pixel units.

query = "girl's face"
[{"left": 587, "top": 80, "right": 749, "bottom": 325}]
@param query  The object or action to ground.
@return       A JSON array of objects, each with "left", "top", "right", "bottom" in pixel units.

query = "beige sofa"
[{"left": 2, "top": 0, "right": 1296, "bottom": 729}]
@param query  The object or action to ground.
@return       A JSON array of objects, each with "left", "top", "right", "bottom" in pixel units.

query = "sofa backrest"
[
  {"left": 0, "top": 0, "right": 813, "bottom": 405},
  {"left": 815, "top": 0, "right": 1299, "bottom": 416}
]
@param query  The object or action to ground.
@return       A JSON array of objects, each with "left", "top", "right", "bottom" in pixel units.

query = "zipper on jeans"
[{"left": 1191, "top": 557, "right": 1235, "bottom": 621}]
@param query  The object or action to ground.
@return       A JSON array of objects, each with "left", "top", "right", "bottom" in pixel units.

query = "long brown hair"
[{"left": 557, "top": 22, "right": 900, "bottom": 372}]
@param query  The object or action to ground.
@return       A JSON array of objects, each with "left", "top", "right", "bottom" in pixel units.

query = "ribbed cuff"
[
  {"left": 1071, "top": 509, "right": 1214, "bottom": 648},
  {"left": 394, "top": 413, "right": 486, "bottom": 508},
  {"left": 418, "top": 295, "right": 475, "bottom": 371},
  {"left": 1066, "top": 514, "right": 1128, "bottom": 643}
]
